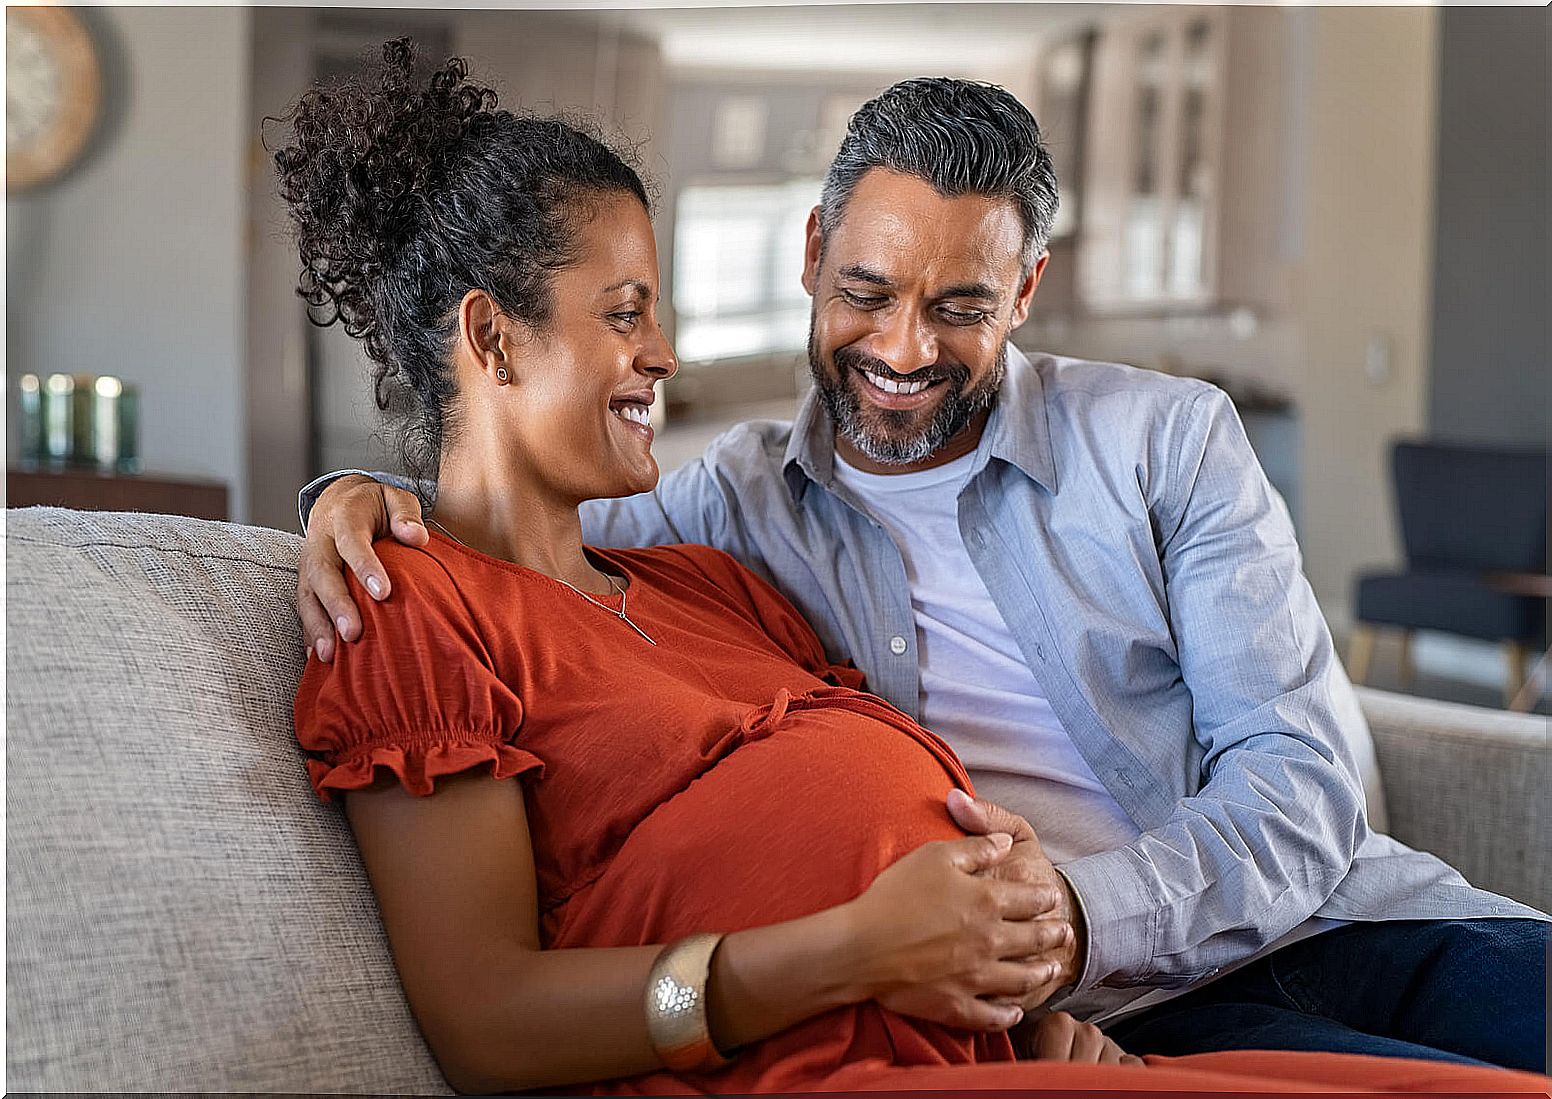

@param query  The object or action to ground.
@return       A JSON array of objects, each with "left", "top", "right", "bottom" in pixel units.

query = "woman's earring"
[{"left": 495, "top": 366, "right": 509, "bottom": 384}]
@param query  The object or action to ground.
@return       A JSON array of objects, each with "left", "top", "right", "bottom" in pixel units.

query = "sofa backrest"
[{"left": 6, "top": 507, "right": 450, "bottom": 1094}]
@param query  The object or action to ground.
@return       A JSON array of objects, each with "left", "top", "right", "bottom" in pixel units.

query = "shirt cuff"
[
  {"left": 1055, "top": 847, "right": 1160, "bottom": 992},
  {"left": 296, "top": 469, "right": 420, "bottom": 534},
  {"left": 298, "top": 469, "right": 373, "bottom": 534}
]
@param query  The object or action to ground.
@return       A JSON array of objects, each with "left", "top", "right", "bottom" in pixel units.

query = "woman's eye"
[{"left": 609, "top": 310, "right": 642, "bottom": 328}]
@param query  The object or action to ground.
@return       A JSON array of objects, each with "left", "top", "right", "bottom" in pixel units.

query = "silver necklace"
[{"left": 427, "top": 516, "right": 657, "bottom": 645}]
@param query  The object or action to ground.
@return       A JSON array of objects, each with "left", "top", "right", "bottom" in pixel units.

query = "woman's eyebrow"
[{"left": 599, "top": 278, "right": 650, "bottom": 298}]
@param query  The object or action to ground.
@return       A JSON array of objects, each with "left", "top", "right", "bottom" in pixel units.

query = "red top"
[{"left": 292, "top": 532, "right": 1543, "bottom": 1097}]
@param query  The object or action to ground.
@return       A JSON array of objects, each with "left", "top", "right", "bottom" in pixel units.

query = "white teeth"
[
  {"left": 864, "top": 370, "right": 930, "bottom": 396},
  {"left": 613, "top": 404, "right": 650, "bottom": 426}
]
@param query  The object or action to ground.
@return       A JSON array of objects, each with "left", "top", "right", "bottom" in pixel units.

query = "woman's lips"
[{"left": 610, "top": 403, "right": 654, "bottom": 443}]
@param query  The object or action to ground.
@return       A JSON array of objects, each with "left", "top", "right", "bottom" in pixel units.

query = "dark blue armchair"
[{"left": 1350, "top": 440, "right": 1548, "bottom": 707}]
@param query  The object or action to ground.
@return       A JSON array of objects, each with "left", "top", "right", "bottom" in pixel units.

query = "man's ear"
[
  {"left": 456, "top": 288, "right": 517, "bottom": 384},
  {"left": 1008, "top": 251, "right": 1049, "bottom": 330},
  {"left": 801, "top": 206, "right": 824, "bottom": 296}
]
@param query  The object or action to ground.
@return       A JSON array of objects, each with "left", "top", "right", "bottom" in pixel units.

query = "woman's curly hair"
[{"left": 270, "top": 37, "right": 649, "bottom": 491}]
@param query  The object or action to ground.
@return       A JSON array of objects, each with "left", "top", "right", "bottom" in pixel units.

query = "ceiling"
[{"left": 614, "top": 3, "right": 1104, "bottom": 73}]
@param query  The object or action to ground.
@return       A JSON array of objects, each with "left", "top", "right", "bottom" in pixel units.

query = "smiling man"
[{"left": 296, "top": 79, "right": 1548, "bottom": 1069}]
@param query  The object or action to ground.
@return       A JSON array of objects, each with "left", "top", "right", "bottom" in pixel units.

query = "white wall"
[{"left": 7, "top": 7, "right": 251, "bottom": 520}]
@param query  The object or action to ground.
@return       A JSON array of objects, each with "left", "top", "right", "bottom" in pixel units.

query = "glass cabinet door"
[
  {"left": 1123, "top": 30, "right": 1170, "bottom": 299},
  {"left": 1169, "top": 16, "right": 1217, "bottom": 299},
  {"left": 1081, "top": 8, "right": 1225, "bottom": 311}
]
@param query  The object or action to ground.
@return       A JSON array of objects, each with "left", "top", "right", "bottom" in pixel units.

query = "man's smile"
[{"left": 853, "top": 365, "right": 948, "bottom": 411}]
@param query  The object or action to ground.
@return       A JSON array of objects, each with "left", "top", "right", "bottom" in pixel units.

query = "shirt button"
[{"left": 889, "top": 635, "right": 908, "bottom": 655}]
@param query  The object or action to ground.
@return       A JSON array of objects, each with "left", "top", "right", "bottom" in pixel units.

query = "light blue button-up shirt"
[{"left": 302, "top": 347, "right": 1544, "bottom": 996}]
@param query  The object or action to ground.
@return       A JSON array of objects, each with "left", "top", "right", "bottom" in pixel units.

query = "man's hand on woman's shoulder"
[{"left": 298, "top": 474, "right": 429, "bottom": 661}]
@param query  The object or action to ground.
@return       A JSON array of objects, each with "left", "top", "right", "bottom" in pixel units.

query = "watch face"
[{"left": 6, "top": 8, "right": 100, "bottom": 192}]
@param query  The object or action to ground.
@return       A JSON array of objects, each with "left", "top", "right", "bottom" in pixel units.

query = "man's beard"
[{"left": 807, "top": 327, "right": 1007, "bottom": 466}]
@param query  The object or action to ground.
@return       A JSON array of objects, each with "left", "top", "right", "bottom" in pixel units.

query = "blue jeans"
[{"left": 1102, "top": 919, "right": 1549, "bottom": 1072}]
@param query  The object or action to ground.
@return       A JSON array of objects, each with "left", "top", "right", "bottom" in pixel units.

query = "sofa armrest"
[{"left": 1356, "top": 687, "right": 1549, "bottom": 913}]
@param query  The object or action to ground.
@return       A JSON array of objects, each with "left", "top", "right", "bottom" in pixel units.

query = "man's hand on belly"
[{"left": 947, "top": 789, "right": 1086, "bottom": 1009}]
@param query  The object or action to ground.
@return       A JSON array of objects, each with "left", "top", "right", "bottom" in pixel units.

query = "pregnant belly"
[{"left": 546, "top": 688, "right": 972, "bottom": 949}]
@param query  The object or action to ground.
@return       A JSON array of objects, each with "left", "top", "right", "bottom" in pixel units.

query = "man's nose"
[{"left": 867, "top": 308, "right": 938, "bottom": 376}]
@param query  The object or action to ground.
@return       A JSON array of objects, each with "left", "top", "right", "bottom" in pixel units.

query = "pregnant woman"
[{"left": 286, "top": 41, "right": 1544, "bottom": 1096}]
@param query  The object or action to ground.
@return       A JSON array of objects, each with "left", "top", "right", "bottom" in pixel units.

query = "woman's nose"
[{"left": 638, "top": 324, "right": 678, "bottom": 381}]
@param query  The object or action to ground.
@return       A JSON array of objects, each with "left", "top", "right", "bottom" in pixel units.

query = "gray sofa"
[{"left": 8, "top": 506, "right": 1549, "bottom": 1093}]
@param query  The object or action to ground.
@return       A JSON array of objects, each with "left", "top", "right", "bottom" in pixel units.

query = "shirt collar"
[
  {"left": 982, "top": 344, "right": 1060, "bottom": 493},
  {"left": 782, "top": 343, "right": 1059, "bottom": 501}
]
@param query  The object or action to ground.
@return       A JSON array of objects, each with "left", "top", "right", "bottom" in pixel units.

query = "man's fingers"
[
  {"left": 946, "top": 788, "right": 992, "bottom": 833},
  {"left": 991, "top": 878, "right": 1065, "bottom": 921},
  {"left": 1031, "top": 1012, "right": 1076, "bottom": 1061},
  {"left": 336, "top": 525, "right": 390, "bottom": 615},
  {"left": 1072, "top": 1020, "right": 1109, "bottom": 1062},
  {"left": 946, "top": 832, "right": 1013, "bottom": 872},
  {"left": 298, "top": 591, "right": 336, "bottom": 663},
  {"left": 1098, "top": 1035, "right": 1128, "bottom": 1065},
  {"left": 309, "top": 543, "right": 366, "bottom": 644},
  {"left": 384, "top": 487, "right": 428, "bottom": 550},
  {"left": 947, "top": 789, "right": 1038, "bottom": 843},
  {"left": 977, "top": 960, "right": 1062, "bottom": 1000},
  {"left": 996, "top": 913, "right": 1072, "bottom": 956}
]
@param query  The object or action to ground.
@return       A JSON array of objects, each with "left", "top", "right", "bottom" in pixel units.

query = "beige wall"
[{"left": 1292, "top": 6, "right": 1439, "bottom": 628}]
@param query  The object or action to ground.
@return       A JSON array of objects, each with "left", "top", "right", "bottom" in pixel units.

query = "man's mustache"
[{"left": 832, "top": 346, "right": 971, "bottom": 389}]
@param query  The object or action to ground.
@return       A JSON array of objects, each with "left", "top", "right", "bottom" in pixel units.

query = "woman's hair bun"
[{"left": 271, "top": 37, "right": 494, "bottom": 346}]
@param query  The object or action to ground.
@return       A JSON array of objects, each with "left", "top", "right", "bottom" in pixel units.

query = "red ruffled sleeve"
[{"left": 293, "top": 541, "right": 544, "bottom": 804}]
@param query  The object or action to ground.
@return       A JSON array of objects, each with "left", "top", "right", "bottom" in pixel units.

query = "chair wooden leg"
[
  {"left": 1508, "top": 650, "right": 1548, "bottom": 712},
  {"left": 1396, "top": 630, "right": 1414, "bottom": 690},
  {"left": 1348, "top": 625, "right": 1377, "bottom": 685},
  {"left": 1503, "top": 642, "right": 1530, "bottom": 708}
]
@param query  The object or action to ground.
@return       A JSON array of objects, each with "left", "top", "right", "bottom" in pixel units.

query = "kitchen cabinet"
[{"left": 1078, "top": 7, "right": 1286, "bottom": 314}]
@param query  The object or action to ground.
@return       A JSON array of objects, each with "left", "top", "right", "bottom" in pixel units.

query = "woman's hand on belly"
[{"left": 838, "top": 832, "right": 1074, "bottom": 1033}]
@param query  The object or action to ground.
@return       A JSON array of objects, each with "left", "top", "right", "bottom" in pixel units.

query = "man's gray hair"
[{"left": 819, "top": 78, "right": 1059, "bottom": 273}]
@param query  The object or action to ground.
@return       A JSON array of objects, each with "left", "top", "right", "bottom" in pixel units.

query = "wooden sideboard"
[{"left": 7, "top": 467, "right": 229, "bottom": 521}]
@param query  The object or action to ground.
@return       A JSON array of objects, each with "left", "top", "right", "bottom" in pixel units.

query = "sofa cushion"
[{"left": 6, "top": 507, "right": 450, "bottom": 1094}]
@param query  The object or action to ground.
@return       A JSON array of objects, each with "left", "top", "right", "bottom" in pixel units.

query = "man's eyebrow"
[
  {"left": 835, "top": 266, "right": 1001, "bottom": 303},
  {"left": 936, "top": 281, "right": 1001, "bottom": 303},
  {"left": 836, "top": 264, "right": 893, "bottom": 288}
]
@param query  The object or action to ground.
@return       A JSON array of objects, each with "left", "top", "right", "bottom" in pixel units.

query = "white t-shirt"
[{"left": 830, "top": 452, "right": 1140, "bottom": 865}]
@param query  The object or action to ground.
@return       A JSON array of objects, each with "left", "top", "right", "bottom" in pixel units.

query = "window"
[{"left": 672, "top": 179, "right": 821, "bottom": 363}]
